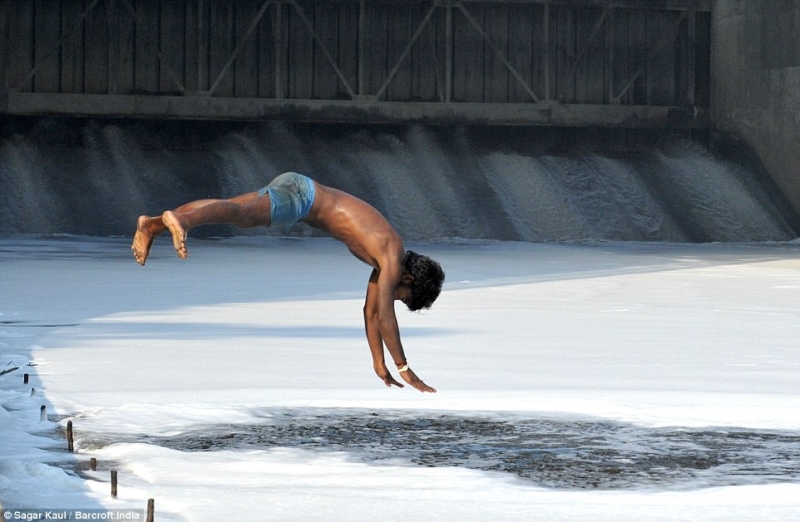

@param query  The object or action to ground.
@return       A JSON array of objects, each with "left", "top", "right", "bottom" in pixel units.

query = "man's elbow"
[{"left": 363, "top": 305, "right": 378, "bottom": 321}]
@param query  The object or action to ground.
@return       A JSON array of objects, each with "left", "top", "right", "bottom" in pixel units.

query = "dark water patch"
[{"left": 105, "top": 410, "right": 800, "bottom": 490}]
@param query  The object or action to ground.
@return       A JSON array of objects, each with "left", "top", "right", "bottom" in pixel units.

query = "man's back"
[{"left": 304, "top": 182, "right": 405, "bottom": 271}]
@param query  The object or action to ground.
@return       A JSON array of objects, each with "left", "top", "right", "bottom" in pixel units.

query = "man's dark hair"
[{"left": 402, "top": 251, "right": 445, "bottom": 312}]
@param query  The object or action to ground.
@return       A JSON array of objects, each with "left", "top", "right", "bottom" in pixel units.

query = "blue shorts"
[{"left": 257, "top": 172, "right": 316, "bottom": 226}]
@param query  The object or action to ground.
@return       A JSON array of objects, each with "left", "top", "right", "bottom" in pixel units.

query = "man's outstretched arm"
[
  {"left": 364, "top": 269, "right": 436, "bottom": 393},
  {"left": 364, "top": 269, "right": 405, "bottom": 388}
]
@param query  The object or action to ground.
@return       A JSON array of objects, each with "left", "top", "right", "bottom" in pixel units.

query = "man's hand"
[
  {"left": 399, "top": 368, "right": 437, "bottom": 393},
  {"left": 374, "top": 365, "right": 436, "bottom": 393},
  {"left": 375, "top": 365, "right": 404, "bottom": 389}
]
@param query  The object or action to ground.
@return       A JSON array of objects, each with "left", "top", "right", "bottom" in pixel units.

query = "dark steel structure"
[{"left": 0, "top": 0, "right": 710, "bottom": 127}]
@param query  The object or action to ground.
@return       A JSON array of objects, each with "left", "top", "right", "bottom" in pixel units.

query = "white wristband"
[{"left": 397, "top": 364, "right": 409, "bottom": 373}]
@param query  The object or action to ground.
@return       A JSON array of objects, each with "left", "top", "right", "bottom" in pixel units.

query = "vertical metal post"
[
  {"left": 445, "top": 1, "right": 452, "bottom": 102},
  {"left": 358, "top": 0, "right": 365, "bottom": 95},
  {"left": 66, "top": 420, "right": 74, "bottom": 452},
  {"left": 605, "top": 6, "right": 614, "bottom": 104},
  {"left": 197, "top": 0, "right": 204, "bottom": 91},
  {"left": 274, "top": 1, "right": 282, "bottom": 98},
  {"left": 107, "top": 0, "right": 119, "bottom": 94},
  {"left": 544, "top": 2, "right": 550, "bottom": 101},
  {"left": 428, "top": 11, "right": 444, "bottom": 102},
  {"left": 111, "top": 470, "right": 118, "bottom": 498},
  {"left": 1, "top": 0, "right": 8, "bottom": 91},
  {"left": 686, "top": 1, "right": 696, "bottom": 107},
  {"left": 544, "top": 4, "right": 551, "bottom": 100}
]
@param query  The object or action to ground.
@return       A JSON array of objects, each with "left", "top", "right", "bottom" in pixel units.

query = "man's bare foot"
[
  {"left": 162, "top": 210, "right": 189, "bottom": 260},
  {"left": 132, "top": 215, "right": 157, "bottom": 266}
]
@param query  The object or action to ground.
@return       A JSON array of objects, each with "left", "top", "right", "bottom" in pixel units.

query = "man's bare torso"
[{"left": 303, "top": 182, "right": 405, "bottom": 271}]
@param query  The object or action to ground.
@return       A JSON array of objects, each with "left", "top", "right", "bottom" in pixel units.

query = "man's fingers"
[
  {"left": 385, "top": 376, "right": 404, "bottom": 388},
  {"left": 405, "top": 374, "right": 436, "bottom": 393},
  {"left": 414, "top": 382, "right": 437, "bottom": 393}
]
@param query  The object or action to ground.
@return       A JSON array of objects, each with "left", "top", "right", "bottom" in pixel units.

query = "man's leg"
[
  {"left": 132, "top": 192, "right": 268, "bottom": 265},
  {"left": 133, "top": 198, "right": 223, "bottom": 265},
  {"left": 162, "top": 191, "right": 271, "bottom": 260}
]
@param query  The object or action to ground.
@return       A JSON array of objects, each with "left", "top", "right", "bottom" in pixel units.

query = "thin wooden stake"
[
  {"left": 24, "top": 373, "right": 29, "bottom": 384},
  {"left": 90, "top": 458, "right": 97, "bottom": 471},
  {"left": 40, "top": 405, "right": 46, "bottom": 422},
  {"left": 146, "top": 499, "right": 154, "bottom": 522},
  {"left": 66, "top": 420, "right": 74, "bottom": 452},
  {"left": 111, "top": 470, "right": 118, "bottom": 498}
]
